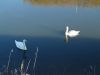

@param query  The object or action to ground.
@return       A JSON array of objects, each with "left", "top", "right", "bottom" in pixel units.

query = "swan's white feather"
[
  {"left": 15, "top": 40, "right": 27, "bottom": 50},
  {"left": 65, "top": 26, "right": 80, "bottom": 38},
  {"left": 68, "top": 30, "right": 80, "bottom": 37}
]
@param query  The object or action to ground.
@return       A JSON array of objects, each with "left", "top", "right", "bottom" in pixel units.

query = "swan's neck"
[
  {"left": 23, "top": 40, "right": 26, "bottom": 50},
  {"left": 66, "top": 26, "right": 69, "bottom": 32}
]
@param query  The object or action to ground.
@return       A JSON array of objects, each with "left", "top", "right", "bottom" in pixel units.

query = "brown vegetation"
[{"left": 24, "top": 0, "right": 100, "bottom": 7}]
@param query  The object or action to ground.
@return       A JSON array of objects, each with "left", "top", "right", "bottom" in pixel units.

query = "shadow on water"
[{"left": 0, "top": 36, "right": 100, "bottom": 75}]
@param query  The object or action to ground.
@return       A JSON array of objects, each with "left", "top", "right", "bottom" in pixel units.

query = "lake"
[{"left": 0, "top": 0, "right": 100, "bottom": 75}]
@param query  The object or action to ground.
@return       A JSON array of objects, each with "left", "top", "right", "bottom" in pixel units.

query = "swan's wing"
[
  {"left": 68, "top": 30, "right": 80, "bottom": 37},
  {"left": 15, "top": 40, "right": 25, "bottom": 50}
]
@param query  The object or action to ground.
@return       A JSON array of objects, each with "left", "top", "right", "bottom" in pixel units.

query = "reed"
[
  {"left": 26, "top": 59, "right": 31, "bottom": 73},
  {"left": 33, "top": 47, "right": 39, "bottom": 75},
  {"left": 0, "top": 42, "right": 39, "bottom": 75},
  {"left": 6, "top": 49, "right": 13, "bottom": 74}
]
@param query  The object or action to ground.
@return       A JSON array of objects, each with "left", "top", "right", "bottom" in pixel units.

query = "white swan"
[
  {"left": 15, "top": 39, "right": 27, "bottom": 50},
  {"left": 65, "top": 26, "right": 80, "bottom": 38}
]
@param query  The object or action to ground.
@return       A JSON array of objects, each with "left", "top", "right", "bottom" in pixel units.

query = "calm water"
[{"left": 0, "top": 0, "right": 100, "bottom": 75}]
